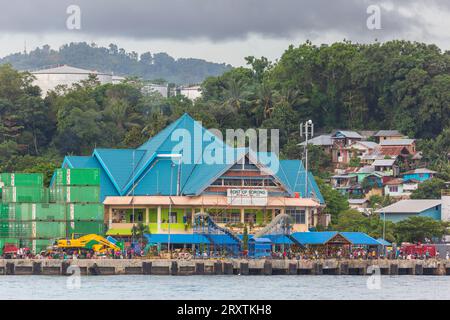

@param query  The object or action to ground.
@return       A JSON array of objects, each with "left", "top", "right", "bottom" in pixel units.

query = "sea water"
[{"left": 0, "top": 275, "right": 449, "bottom": 300}]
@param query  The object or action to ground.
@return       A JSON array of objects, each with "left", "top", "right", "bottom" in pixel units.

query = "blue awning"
[{"left": 145, "top": 234, "right": 210, "bottom": 244}]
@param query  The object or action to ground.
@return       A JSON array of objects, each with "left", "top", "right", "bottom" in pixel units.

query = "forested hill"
[{"left": 0, "top": 42, "right": 232, "bottom": 84}]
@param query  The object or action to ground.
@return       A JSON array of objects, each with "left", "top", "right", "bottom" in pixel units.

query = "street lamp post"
[{"left": 300, "top": 120, "right": 314, "bottom": 198}]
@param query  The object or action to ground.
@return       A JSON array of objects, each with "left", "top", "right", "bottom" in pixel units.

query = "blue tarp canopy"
[
  {"left": 340, "top": 232, "right": 380, "bottom": 245},
  {"left": 208, "top": 234, "right": 240, "bottom": 245},
  {"left": 376, "top": 238, "right": 392, "bottom": 246},
  {"left": 144, "top": 234, "right": 210, "bottom": 244}
]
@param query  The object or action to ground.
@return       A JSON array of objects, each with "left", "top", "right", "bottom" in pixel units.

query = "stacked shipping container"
[{"left": 0, "top": 170, "right": 105, "bottom": 254}]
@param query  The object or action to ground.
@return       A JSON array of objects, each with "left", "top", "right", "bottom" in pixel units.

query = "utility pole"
[{"left": 300, "top": 120, "right": 314, "bottom": 198}]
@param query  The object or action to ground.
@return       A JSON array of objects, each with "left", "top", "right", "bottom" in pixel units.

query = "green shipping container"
[
  {"left": 67, "top": 203, "right": 104, "bottom": 221},
  {"left": 68, "top": 221, "right": 105, "bottom": 236},
  {"left": 0, "top": 173, "right": 44, "bottom": 187},
  {"left": 34, "top": 221, "right": 66, "bottom": 239},
  {"left": 7, "top": 222, "right": 32, "bottom": 238},
  {"left": 2, "top": 187, "right": 49, "bottom": 203},
  {"left": 55, "top": 168, "right": 100, "bottom": 186},
  {"left": 0, "top": 222, "right": 9, "bottom": 237},
  {"left": 50, "top": 186, "right": 100, "bottom": 203},
  {"left": 35, "top": 203, "right": 67, "bottom": 221},
  {"left": 4, "top": 203, "right": 33, "bottom": 221},
  {"left": 0, "top": 204, "right": 8, "bottom": 220}
]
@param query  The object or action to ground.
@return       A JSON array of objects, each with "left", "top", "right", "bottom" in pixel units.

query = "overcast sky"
[{"left": 0, "top": 0, "right": 449, "bottom": 66}]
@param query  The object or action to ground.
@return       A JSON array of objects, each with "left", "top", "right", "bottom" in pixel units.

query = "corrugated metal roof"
[
  {"left": 402, "top": 168, "right": 436, "bottom": 175},
  {"left": 376, "top": 199, "right": 442, "bottom": 214},
  {"left": 374, "top": 130, "right": 403, "bottom": 137},
  {"left": 376, "top": 238, "right": 391, "bottom": 246},
  {"left": 332, "top": 130, "right": 362, "bottom": 139},
  {"left": 299, "top": 135, "right": 333, "bottom": 146},
  {"left": 380, "top": 139, "right": 415, "bottom": 146},
  {"left": 372, "top": 159, "right": 396, "bottom": 166},
  {"left": 340, "top": 232, "right": 380, "bottom": 245},
  {"left": 353, "top": 141, "right": 379, "bottom": 149},
  {"left": 291, "top": 231, "right": 339, "bottom": 245}
]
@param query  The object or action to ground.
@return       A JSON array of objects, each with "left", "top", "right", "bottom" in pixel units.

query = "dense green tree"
[
  {"left": 410, "top": 178, "right": 446, "bottom": 199},
  {"left": 394, "top": 217, "right": 448, "bottom": 243},
  {"left": 332, "top": 209, "right": 396, "bottom": 242}
]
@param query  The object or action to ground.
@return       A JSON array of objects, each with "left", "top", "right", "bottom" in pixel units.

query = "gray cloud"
[{"left": 0, "top": 0, "right": 428, "bottom": 41}]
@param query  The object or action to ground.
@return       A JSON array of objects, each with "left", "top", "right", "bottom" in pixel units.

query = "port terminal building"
[{"left": 60, "top": 113, "right": 324, "bottom": 236}]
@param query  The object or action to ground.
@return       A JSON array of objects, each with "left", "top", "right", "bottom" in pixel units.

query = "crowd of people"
[{"left": 2, "top": 244, "right": 449, "bottom": 260}]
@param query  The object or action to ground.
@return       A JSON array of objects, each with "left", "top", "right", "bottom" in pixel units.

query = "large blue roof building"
[{"left": 61, "top": 113, "right": 324, "bottom": 235}]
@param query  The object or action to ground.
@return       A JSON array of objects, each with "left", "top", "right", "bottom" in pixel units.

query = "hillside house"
[{"left": 374, "top": 130, "right": 405, "bottom": 143}]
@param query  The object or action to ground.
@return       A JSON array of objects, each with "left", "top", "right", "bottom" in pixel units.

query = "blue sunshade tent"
[{"left": 144, "top": 233, "right": 210, "bottom": 244}]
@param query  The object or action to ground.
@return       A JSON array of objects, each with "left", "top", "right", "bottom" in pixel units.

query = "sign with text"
[{"left": 227, "top": 189, "right": 268, "bottom": 206}]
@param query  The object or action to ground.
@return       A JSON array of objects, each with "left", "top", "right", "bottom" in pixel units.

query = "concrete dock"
[{"left": 0, "top": 258, "right": 449, "bottom": 276}]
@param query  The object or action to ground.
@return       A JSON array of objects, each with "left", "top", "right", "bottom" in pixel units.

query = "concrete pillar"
[
  {"left": 240, "top": 208, "right": 245, "bottom": 223},
  {"left": 339, "top": 263, "right": 349, "bottom": 275},
  {"left": 145, "top": 208, "right": 149, "bottom": 225},
  {"left": 108, "top": 207, "right": 113, "bottom": 229},
  {"left": 272, "top": 209, "right": 276, "bottom": 220},
  {"left": 143, "top": 262, "right": 152, "bottom": 275},
  {"left": 157, "top": 206, "right": 162, "bottom": 233},
  {"left": 224, "top": 262, "right": 233, "bottom": 275},
  {"left": 195, "top": 262, "right": 205, "bottom": 275},
  {"left": 214, "top": 262, "right": 223, "bottom": 275},
  {"left": 61, "top": 261, "right": 70, "bottom": 276},
  {"left": 263, "top": 261, "right": 273, "bottom": 275},
  {"left": 240, "top": 262, "right": 249, "bottom": 275},
  {"left": 313, "top": 263, "right": 323, "bottom": 275},
  {"left": 390, "top": 264, "right": 399, "bottom": 275},
  {"left": 191, "top": 208, "right": 195, "bottom": 225},
  {"left": 280, "top": 208, "right": 285, "bottom": 215},
  {"left": 32, "top": 262, "right": 42, "bottom": 275},
  {"left": 288, "top": 263, "right": 297, "bottom": 275},
  {"left": 6, "top": 262, "right": 14, "bottom": 275},
  {"left": 304, "top": 207, "right": 309, "bottom": 229},
  {"left": 171, "top": 261, "right": 178, "bottom": 276}
]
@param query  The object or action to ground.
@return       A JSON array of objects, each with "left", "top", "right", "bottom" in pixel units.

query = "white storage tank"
[{"left": 31, "top": 65, "right": 113, "bottom": 96}]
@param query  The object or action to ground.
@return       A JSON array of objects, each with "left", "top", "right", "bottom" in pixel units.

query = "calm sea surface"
[{"left": 0, "top": 275, "right": 449, "bottom": 300}]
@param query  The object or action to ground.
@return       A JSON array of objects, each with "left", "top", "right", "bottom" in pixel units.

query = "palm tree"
[{"left": 222, "top": 78, "right": 251, "bottom": 111}]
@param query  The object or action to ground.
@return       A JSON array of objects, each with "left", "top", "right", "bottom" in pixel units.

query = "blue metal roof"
[
  {"left": 376, "top": 238, "right": 392, "bottom": 246},
  {"left": 249, "top": 237, "right": 272, "bottom": 243},
  {"left": 61, "top": 113, "right": 323, "bottom": 202},
  {"left": 340, "top": 232, "right": 381, "bottom": 245},
  {"left": 144, "top": 233, "right": 210, "bottom": 244},
  {"left": 264, "top": 234, "right": 295, "bottom": 245},
  {"left": 291, "top": 231, "right": 340, "bottom": 245}
]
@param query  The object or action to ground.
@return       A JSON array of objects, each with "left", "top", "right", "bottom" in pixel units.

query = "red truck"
[{"left": 401, "top": 243, "right": 437, "bottom": 257}]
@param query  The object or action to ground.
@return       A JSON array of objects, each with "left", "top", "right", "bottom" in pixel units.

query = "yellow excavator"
[{"left": 57, "top": 234, "right": 121, "bottom": 253}]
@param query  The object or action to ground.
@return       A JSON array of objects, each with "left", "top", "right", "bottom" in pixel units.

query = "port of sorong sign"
[{"left": 227, "top": 189, "right": 268, "bottom": 206}]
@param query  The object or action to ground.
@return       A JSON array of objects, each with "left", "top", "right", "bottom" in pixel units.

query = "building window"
[
  {"left": 264, "top": 179, "right": 277, "bottom": 187},
  {"left": 245, "top": 212, "right": 257, "bottom": 224},
  {"left": 212, "top": 179, "right": 223, "bottom": 186},
  {"left": 243, "top": 179, "right": 262, "bottom": 186},
  {"left": 224, "top": 179, "right": 242, "bottom": 186},
  {"left": 169, "top": 212, "right": 178, "bottom": 223},
  {"left": 389, "top": 186, "right": 398, "bottom": 193},
  {"left": 286, "top": 207, "right": 305, "bottom": 224}
]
